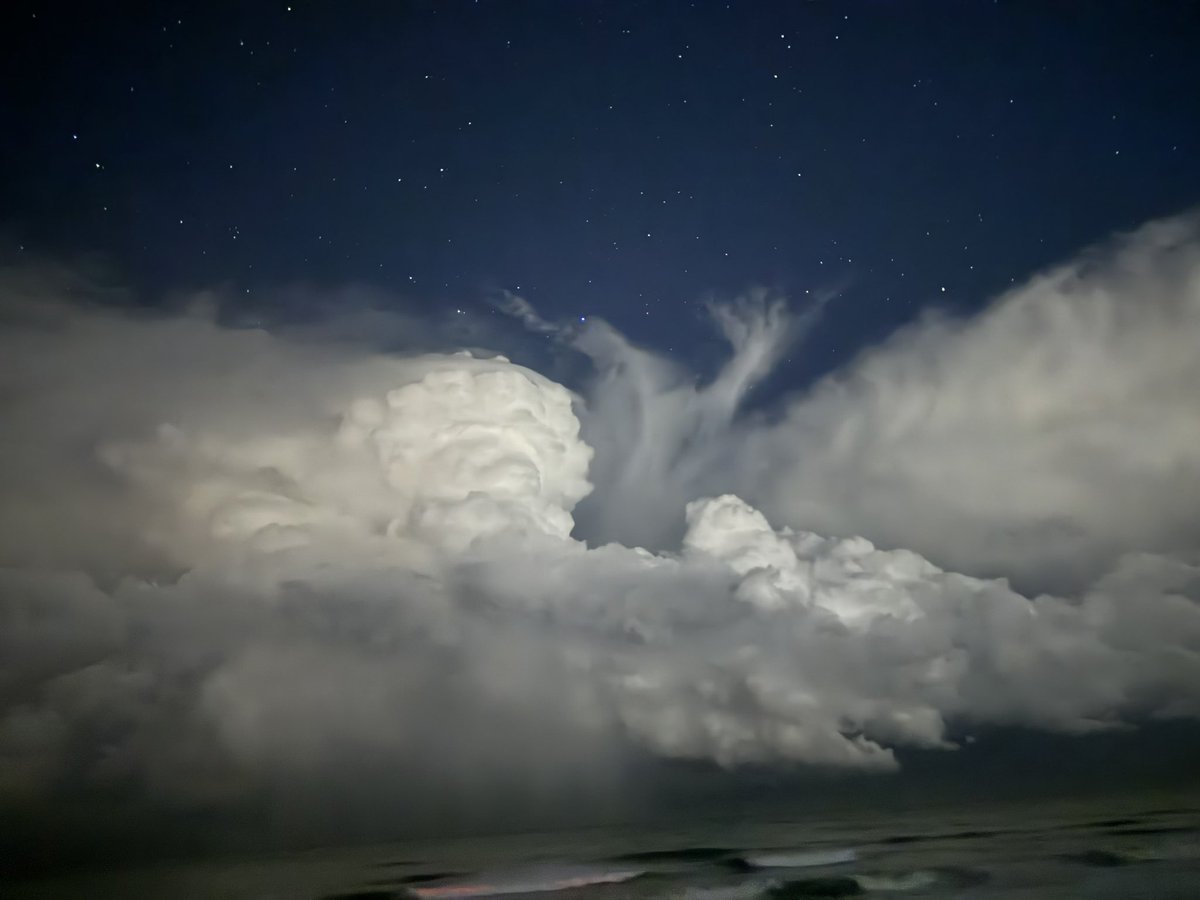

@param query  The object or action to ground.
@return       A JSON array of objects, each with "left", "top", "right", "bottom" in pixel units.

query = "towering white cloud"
[{"left": 1, "top": 214, "right": 1199, "bottom": 837}]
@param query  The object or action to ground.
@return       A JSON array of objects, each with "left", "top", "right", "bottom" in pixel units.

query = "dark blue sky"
[{"left": 3, "top": 1, "right": 1198, "bottom": 382}]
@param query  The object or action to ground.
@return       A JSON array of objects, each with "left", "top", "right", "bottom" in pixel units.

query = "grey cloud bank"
[{"left": 2, "top": 214, "right": 1200, "bottom": 851}]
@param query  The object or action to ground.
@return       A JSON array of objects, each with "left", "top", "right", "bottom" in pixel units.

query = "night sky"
[
  {"left": 5, "top": 1, "right": 1198, "bottom": 380},
  {"left": 4, "top": 0, "right": 1200, "bottom": 879}
]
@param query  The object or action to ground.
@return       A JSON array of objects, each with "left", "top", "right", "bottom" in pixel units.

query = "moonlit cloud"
[
  {"left": 2, "top": 214, "right": 1200, "bottom": 842},
  {"left": 744, "top": 214, "right": 1200, "bottom": 590},
  {"left": 575, "top": 214, "right": 1200, "bottom": 591}
]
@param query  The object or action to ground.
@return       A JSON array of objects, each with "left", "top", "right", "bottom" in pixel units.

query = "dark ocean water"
[{"left": 7, "top": 799, "right": 1200, "bottom": 899}]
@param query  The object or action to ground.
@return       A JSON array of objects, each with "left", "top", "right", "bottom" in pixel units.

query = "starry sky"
[{"left": 4, "top": 1, "right": 1198, "bottom": 385}]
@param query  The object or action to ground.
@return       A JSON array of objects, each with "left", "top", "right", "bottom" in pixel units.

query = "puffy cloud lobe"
[
  {"left": 96, "top": 353, "right": 590, "bottom": 563},
  {"left": 684, "top": 495, "right": 932, "bottom": 621},
  {"left": 1, "top": 215, "right": 1200, "bottom": 836},
  {"left": 355, "top": 356, "right": 593, "bottom": 549}
]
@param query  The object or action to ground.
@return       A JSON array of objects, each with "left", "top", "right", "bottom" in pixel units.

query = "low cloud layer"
[{"left": 2, "top": 215, "right": 1200, "bottom": 845}]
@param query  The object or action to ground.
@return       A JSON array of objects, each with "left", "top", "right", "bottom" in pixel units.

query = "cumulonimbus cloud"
[{"left": 1, "top": 214, "right": 1199, "bottom": 840}]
